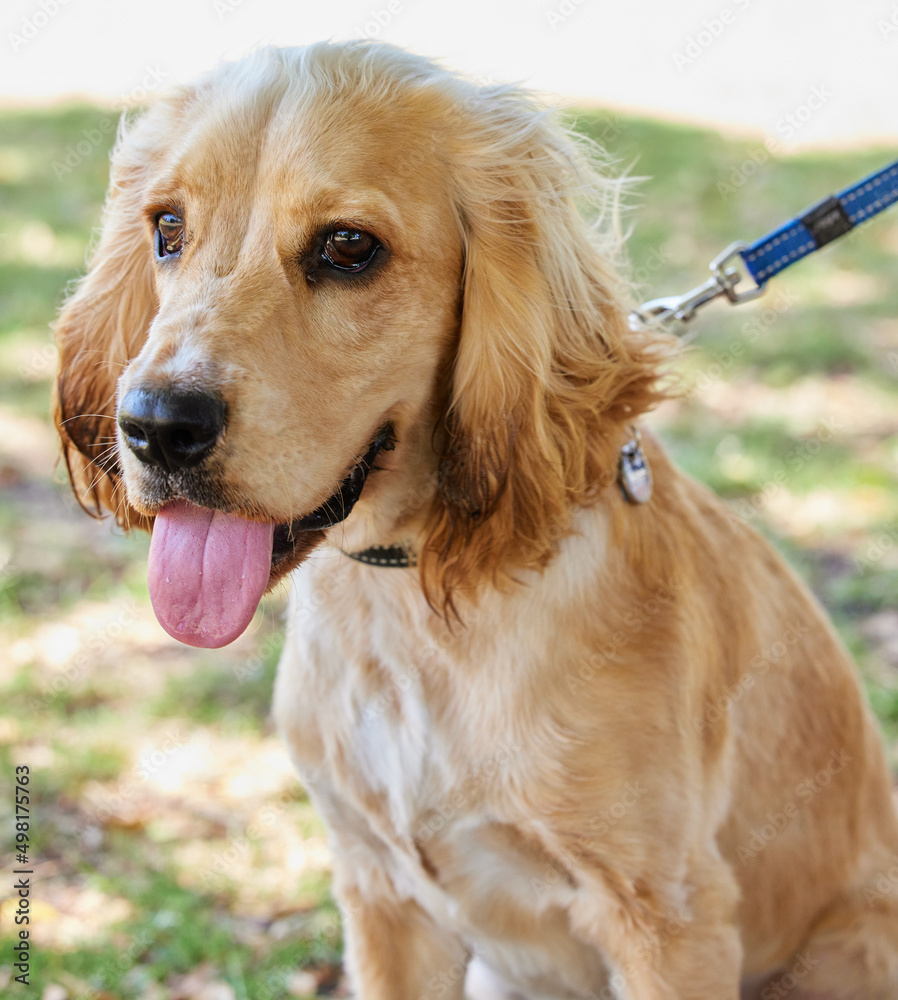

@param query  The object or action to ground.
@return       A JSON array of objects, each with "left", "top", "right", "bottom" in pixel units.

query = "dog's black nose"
[{"left": 118, "top": 388, "right": 227, "bottom": 471}]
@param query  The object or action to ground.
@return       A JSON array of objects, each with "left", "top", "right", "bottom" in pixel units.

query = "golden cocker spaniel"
[{"left": 54, "top": 42, "right": 898, "bottom": 999}]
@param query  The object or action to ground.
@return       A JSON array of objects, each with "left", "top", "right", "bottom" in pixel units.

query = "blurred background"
[{"left": 1, "top": 1, "right": 897, "bottom": 997}]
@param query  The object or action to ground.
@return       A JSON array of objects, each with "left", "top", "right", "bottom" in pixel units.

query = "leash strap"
[
  {"left": 741, "top": 160, "right": 898, "bottom": 284},
  {"left": 631, "top": 157, "right": 898, "bottom": 330}
]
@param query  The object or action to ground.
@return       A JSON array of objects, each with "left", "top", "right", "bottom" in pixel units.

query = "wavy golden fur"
[{"left": 54, "top": 42, "right": 898, "bottom": 998}]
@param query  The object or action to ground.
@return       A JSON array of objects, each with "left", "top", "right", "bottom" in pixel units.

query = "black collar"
[
  {"left": 342, "top": 431, "right": 650, "bottom": 570},
  {"left": 342, "top": 544, "right": 416, "bottom": 568}
]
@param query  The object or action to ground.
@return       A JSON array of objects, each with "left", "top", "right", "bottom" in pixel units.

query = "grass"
[{"left": 0, "top": 102, "right": 897, "bottom": 997}]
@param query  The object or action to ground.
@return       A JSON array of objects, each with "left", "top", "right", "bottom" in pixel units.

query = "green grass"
[
  {"left": 150, "top": 640, "right": 283, "bottom": 727},
  {"left": 6, "top": 858, "right": 339, "bottom": 998},
  {"left": 1, "top": 102, "right": 897, "bottom": 995}
]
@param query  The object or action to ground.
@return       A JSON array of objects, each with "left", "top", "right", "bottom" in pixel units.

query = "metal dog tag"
[{"left": 618, "top": 433, "right": 652, "bottom": 504}]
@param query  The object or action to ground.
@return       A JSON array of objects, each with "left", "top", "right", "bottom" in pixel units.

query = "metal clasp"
[{"left": 630, "top": 241, "right": 768, "bottom": 331}]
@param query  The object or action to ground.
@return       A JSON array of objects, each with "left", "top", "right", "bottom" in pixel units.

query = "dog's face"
[
  {"left": 120, "top": 67, "right": 463, "bottom": 569},
  {"left": 54, "top": 43, "right": 664, "bottom": 646}
]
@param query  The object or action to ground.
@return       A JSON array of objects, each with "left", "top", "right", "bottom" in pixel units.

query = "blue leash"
[{"left": 632, "top": 157, "right": 898, "bottom": 330}]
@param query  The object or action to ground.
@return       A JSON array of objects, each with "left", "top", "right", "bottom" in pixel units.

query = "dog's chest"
[
  {"left": 276, "top": 581, "right": 527, "bottom": 843},
  {"left": 342, "top": 663, "right": 436, "bottom": 832},
  {"left": 273, "top": 560, "right": 612, "bottom": 996}
]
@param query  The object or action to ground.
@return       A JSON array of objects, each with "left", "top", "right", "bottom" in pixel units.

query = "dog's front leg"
[
  {"left": 565, "top": 845, "right": 743, "bottom": 1000},
  {"left": 339, "top": 882, "right": 469, "bottom": 1000}
]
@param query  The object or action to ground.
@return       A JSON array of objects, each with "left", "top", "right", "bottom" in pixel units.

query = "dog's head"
[{"left": 53, "top": 42, "right": 666, "bottom": 646}]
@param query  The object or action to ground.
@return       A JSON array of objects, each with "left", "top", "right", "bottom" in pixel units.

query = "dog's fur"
[{"left": 53, "top": 42, "right": 898, "bottom": 999}]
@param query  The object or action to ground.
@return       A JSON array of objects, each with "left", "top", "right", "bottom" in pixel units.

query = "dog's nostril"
[
  {"left": 118, "top": 388, "right": 227, "bottom": 472},
  {"left": 120, "top": 420, "right": 150, "bottom": 448}
]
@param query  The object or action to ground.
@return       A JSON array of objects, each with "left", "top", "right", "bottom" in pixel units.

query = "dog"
[{"left": 53, "top": 41, "right": 898, "bottom": 999}]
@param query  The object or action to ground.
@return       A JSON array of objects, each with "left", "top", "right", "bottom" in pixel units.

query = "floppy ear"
[
  {"left": 422, "top": 90, "right": 670, "bottom": 610},
  {"left": 52, "top": 109, "right": 169, "bottom": 531}
]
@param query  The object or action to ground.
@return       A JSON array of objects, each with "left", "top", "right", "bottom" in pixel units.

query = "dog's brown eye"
[
  {"left": 322, "top": 228, "right": 379, "bottom": 271},
  {"left": 155, "top": 212, "right": 185, "bottom": 259}
]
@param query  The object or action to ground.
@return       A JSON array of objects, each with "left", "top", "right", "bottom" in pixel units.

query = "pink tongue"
[{"left": 148, "top": 501, "right": 275, "bottom": 648}]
